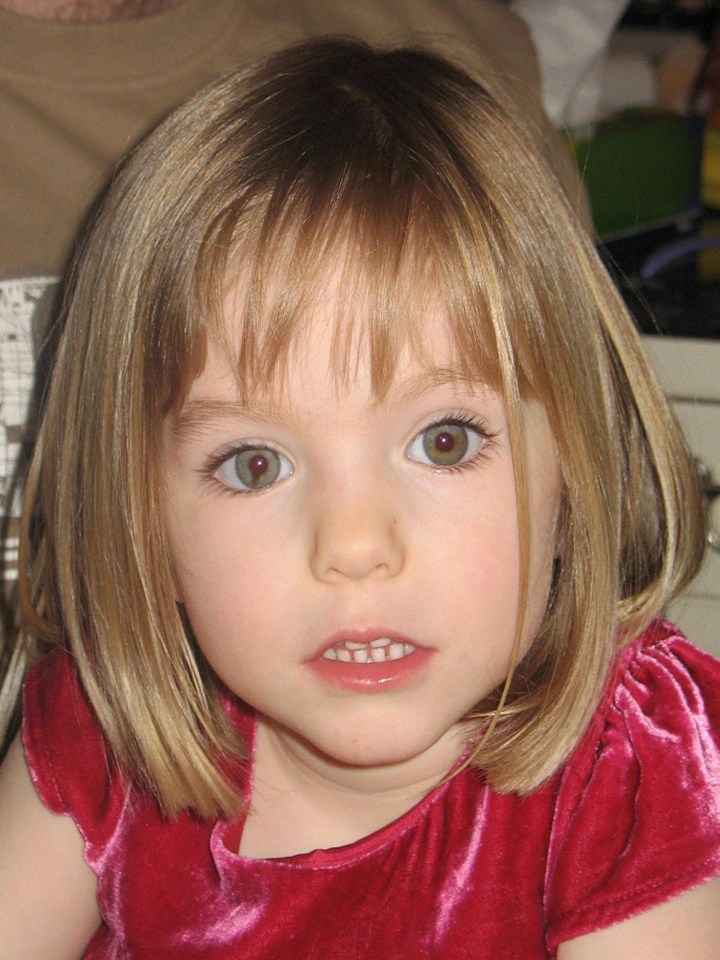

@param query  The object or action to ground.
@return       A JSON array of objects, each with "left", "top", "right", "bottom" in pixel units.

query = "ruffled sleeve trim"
[
  {"left": 545, "top": 620, "right": 720, "bottom": 952},
  {"left": 22, "top": 648, "right": 126, "bottom": 852}
]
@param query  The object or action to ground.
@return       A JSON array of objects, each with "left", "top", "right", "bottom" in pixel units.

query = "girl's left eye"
[
  {"left": 406, "top": 419, "right": 488, "bottom": 468},
  {"left": 213, "top": 446, "right": 294, "bottom": 492}
]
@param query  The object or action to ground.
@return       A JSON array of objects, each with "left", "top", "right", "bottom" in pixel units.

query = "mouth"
[
  {"left": 307, "top": 630, "right": 432, "bottom": 690},
  {"left": 321, "top": 637, "right": 417, "bottom": 664}
]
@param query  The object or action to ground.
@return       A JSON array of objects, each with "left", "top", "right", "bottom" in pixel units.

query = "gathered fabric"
[{"left": 22, "top": 621, "right": 720, "bottom": 958}]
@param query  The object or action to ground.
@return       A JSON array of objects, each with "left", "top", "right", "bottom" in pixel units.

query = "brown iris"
[{"left": 422, "top": 424, "right": 469, "bottom": 466}]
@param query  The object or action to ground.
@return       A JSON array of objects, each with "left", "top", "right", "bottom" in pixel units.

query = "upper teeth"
[{"left": 322, "top": 638, "right": 416, "bottom": 663}]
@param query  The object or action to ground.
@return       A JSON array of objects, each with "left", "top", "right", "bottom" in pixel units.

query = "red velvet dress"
[{"left": 22, "top": 620, "right": 720, "bottom": 958}]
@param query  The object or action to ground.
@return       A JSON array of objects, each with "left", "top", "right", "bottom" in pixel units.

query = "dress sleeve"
[
  {"left": 22, "top": 649, "right": 126, "bottom": 851},
  {"left": 544, "top": 620, "right": 720, "bottom": 952}
]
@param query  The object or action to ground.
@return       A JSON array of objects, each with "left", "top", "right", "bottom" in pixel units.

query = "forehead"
[
  {"left": 172, "top": 299, "right": 560, "bottom": 504},
  {"left": 210, "top": 254, "right": 502, "bottom": 408},
  {"left": 172, "top": 265, "right": 560, "bottom": 491},
  {"left": 199, "top": 297, "right": 467, "bottom": 413}
]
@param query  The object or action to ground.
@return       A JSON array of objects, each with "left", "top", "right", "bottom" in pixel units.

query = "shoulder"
[
  {"left": 545, "top": 620, "right": 720, "bottom": 951},
  {"left": 309, "top": 0, "right": 541, "bottom": 105},
  {"left": 594, "top": 619, "right": 720, "bottom": 770},
  {"left": 297, "top": 0, "right": 532, "bottom": 44},
  {"left": 612, "top": 617, "right": 720, "bottom": 711},
  {"left": 22, "top": 648, "right": 126, "bottom": 848},
  {"left": 564, "top": 619, "right": 720, "bottom": 801},
  {"left": 0, "top": 735, "right": 101, "bottom": 958},
  {"left": 557, "top": 874, "right": 720, "bottom": 959}
]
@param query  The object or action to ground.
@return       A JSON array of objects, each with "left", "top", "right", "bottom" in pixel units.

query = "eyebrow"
[
  {"left": 397, "top": 367, "right": 493, "bottom": 399},
  {"left": 171, "top": 368, "right": 494, "bottom": 441},
  {"left": 170, "top": 398, "right": 292, "bottom": 443}
]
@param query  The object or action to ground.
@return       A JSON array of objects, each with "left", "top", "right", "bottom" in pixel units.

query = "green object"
[{"left": 569, "top": 111, "right": 700, "bottom": 239}]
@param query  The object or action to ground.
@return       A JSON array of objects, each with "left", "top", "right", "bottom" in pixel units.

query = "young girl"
[{"left": 0, "top": 38, "right": 718, "bottom": 960}]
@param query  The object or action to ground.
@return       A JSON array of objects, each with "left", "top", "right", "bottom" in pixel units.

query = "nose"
[{"left": 309, "top": 486, "right": 405, "bottom": 583}]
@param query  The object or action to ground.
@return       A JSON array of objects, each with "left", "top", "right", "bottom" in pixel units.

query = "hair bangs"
[{"left": 145, "top": 38, "right": 579, "bottom": 419}]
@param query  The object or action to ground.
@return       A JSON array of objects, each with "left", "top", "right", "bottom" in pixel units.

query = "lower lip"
[{"left": 306, "top": 648, "right": 434, "bottom": 690}]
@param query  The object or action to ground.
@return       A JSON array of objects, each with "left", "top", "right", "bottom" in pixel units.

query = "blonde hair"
[{"left": 4, "top": 39, "right": 705, "bottom": 817}]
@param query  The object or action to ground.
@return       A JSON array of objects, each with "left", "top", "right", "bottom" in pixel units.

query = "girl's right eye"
[{"left": 213, "top": 446, "right": 294, "bottom": 492}]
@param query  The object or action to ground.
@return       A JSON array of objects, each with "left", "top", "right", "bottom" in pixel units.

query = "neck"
[
  {"left": 0, "top": 0, "right": 185, "bottom": 21},
  {"left": 240, "top": 717, "right": 467, "bottom": 859}
]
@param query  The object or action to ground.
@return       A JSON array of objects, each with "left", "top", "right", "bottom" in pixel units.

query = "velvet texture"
[{"left": 22, "top": 621, "right": 720, "bottom": 958}]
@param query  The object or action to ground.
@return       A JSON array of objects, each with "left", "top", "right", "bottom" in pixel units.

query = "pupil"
[
  {"left": 421, "top": 424, "right": 469, "bottom": 466},
  {"left": 248, "top": 454, "right": 268, "bottom": 479},
  {"left": 435, "top": 432, "right": 455, "bottom": 453},
  {"left": 233, "top": 448, "right": 282, "bottom": 490}
]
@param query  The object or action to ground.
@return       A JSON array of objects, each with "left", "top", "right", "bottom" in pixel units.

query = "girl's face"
[{"left": 162, "top": 280, "right": 562, "bottom": 786}]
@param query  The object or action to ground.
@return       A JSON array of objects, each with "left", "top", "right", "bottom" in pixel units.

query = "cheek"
[
  {"left": 438, "top": 434, "right": 561, "bottom": 652},
  {"left": 167, "top": 505, "right": 293, "bottom": 643},
  {"left": 418, "top": 484, "right": 522, "bottom": 626}
]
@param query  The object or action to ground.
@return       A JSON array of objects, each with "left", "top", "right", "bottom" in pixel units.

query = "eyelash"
[
  {"left": 199, "top": 412, "right": 499, "bottom": 495},
  {"left": 411, "top": 412, "right": 499, "bottom": 473},
  {"left": 199, "top": 441, "right": 291, "bottom": 497}
]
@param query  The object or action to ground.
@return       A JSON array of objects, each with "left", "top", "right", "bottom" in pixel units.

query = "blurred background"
[
  {"left": 517, "top": 0, "right": 720, "bottom": 334},
  {"left": 512, "top": 0, "right": 720, "bottom": 650}
]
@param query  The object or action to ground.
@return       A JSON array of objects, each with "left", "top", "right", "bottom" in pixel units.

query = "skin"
[
  {"left": 0, "top": 738, "right": 100, "bottom": 959},
  {"left": 163, "top": 285, "right": 563, "bottom": 859},
  {"left": 0, "top": 277, "right": 718, "bottom": 955},
  {"left": 0, "top": 0, "right": 185, "bottom": 21},
  {"left": 558, "top": 878, "right": 720, "bottom": 960}
]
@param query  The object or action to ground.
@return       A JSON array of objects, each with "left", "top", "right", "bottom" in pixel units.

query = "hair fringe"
[{"left": 3, "top": 38, "right": 706, "bottom": 813}]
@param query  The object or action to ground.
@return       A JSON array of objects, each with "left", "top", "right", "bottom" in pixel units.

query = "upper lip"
[{"left": 309, "top": 628, "right": 425, "bottom": 661}]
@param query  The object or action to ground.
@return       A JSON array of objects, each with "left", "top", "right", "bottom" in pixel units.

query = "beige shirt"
[
  {"left": 0, "top": 0, "right": 586, "bottom": 534},
  {"left": 0, "top": 0, "right": 586, "bottom": 274}
]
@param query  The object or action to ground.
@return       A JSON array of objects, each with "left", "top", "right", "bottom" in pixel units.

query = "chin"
[{"left": 305, "top": 723, "right": 463, "bottom": 775}]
